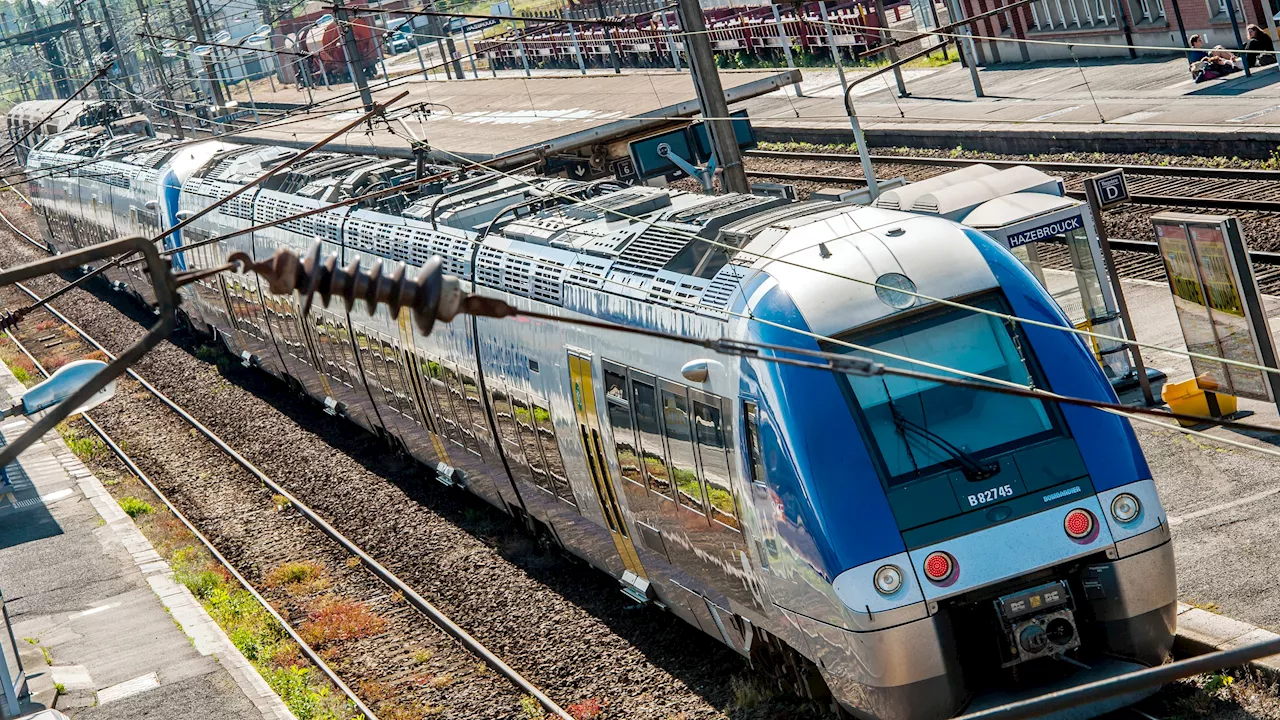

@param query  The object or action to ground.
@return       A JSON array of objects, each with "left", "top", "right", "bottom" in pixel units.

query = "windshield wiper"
[{"left": 888, "top": 404, "right": 1000, "bottom": 481}]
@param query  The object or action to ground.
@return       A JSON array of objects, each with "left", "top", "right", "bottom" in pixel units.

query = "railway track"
[
  {"left": 0, "top": 277, "right": 570, "bottom": 720},
  {"left": 746, "top": 150, "right": 1280, "bottom": 212},
  {"left": 741, "top": 154, "right": 1280, "bottom": 295},
  {"left": 0, "top": 206, "right": 573, "bottom": 718},
  {"left": 0, "top": 199, "right": 797, "bottom": 719}
]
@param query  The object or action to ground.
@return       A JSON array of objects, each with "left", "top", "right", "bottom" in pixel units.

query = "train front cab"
[{"left": 733, "top": 209, "right": 1176, "bottom": 720}]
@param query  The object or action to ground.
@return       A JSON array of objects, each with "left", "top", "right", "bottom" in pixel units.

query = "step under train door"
[{"left": 567, "top": 351, "right": 650, "bottom": 600}]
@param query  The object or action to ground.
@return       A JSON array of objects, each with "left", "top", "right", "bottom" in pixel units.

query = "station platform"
[
  {"left": 232, "top": 69, "right": 798, "bottom": 166},
  {"left": 229, "top": 55, "right": 1280, "bottom": 161},
  {"left": 1046, "top": 267, "right": 1280, "bottom": 634},
  {"left": 0, "top": 367, "right": 292, "bottom": 718},
  {"left": 736, "top": 56, "right": 1280, "bottom": 157}
]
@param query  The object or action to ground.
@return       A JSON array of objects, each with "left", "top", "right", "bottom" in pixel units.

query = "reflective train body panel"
[{"left": 24, "top": 125, "right": 1177, "bottom": 719}]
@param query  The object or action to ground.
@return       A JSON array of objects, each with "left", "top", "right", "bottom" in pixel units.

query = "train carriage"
[{"left": 22, "top": 124, "right": 1176, "bottom": 720}]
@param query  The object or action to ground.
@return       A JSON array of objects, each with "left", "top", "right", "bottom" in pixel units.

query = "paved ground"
[
  {"left": 230, "top": 68, "right": 797, "bottom": 163},
  {"left": 1046, "top": 267, "right": 1280, "bottom": 634},
  {"left": 0, "top": 366, "right": 292, "bottom": 719},
  {"left": 224, "top": 51, "right": 1280, "bottom": 159}
]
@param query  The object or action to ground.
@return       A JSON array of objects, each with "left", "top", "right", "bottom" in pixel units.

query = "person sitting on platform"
[
  {"left": 1189, "top": 34, "right": 1243, "bottom": 82},
  {"left": 1243, "top": 24, "right": 1277, "bottom": 66}
]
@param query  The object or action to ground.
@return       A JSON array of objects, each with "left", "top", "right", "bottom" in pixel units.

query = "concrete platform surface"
[
  {"left": 742, "top": 56, "right": 1280, "bottom": 155},
  {"left": 1046, "top": 267, "right": 1280, "bottom": 637},
  {"left": 234, "top": 69, "right": 797, "bottom": 163},
  {"left": 227, "top": 54, "right": 1280, "bottom": 158},
  {"left": 0, "top": 365, "right": 293, "bottom": 719}
]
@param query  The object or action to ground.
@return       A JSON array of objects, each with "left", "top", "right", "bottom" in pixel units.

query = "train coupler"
[{"left": 996, "top": 580, "right": 1081, "bottom": 667}]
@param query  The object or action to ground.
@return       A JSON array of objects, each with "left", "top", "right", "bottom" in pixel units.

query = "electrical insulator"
[{"left": 230, "top": 242, "right": 517, "bottom": 335}]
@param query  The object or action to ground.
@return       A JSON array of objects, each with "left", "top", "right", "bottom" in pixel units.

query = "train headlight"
[
  {"left": 923, "top": 551, "right": 955, "bottom": 583},
  {"left": 1064, "top": 508, "right": 1096, "bottom": 539},
  {"left": 1111, "top": 493, "right": 1141, "bottom": 523},
  {"left": 873, "top": 565, "right": 903, "bottom": 595}
]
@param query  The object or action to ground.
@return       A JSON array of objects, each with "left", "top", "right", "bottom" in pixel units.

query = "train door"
[{"left": 567, "top": 351, "right": 647, "bottom": 585}]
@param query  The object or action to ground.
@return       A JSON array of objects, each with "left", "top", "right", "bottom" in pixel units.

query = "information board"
[{"left": 1152, "top": 213, "right": 1280, "bottom": 404}]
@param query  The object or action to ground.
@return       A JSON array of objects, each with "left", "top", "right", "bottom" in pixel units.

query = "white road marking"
[
  {"left": 96, "top": 671, "right": 161, "bottom": 705},
  {"left": 1111, "top": 110, "right": 1163, "bottom": 124},
  {"left": 40, "top": 488, "right": 73, "bottom": 503},
  {"left": 1227, "top": 104, "right": 1280, "bottom": 123},
  {"left": 1028, "top": 106, "right": 1081, "bottom": 122},
  {"left": 68, "top": 603, "right": 117, "bottom": 620},
  {"left": 1167, "top": 484, "right": 1280, "bottom": 526}
]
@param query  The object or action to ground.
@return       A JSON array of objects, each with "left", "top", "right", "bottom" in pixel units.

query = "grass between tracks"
[{"left": 48, "top": 416, "right": 365, "bottom": 720}]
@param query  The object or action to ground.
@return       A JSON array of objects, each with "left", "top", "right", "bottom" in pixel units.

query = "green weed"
[{"left": 118, "top": 496, "right": 154, "bottom": 518}]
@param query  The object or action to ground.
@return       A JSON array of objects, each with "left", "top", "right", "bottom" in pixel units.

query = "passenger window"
[
  {"left": 744, "top": 401, "right": 767, "bottom": 487},
  {"left": 604, "top": 364, "right": 643, "bottom": 487},
  {"left": 460, "top": 370, "right": 488, "bottom": 439},
  {"left": 533, "top": 401, "right": 575, "bottom": 506},
  {"left": 441, "top": 365, "right": 476, "bottom": 438},
  {"left": 513, "top": 395, "right": 551, "bottom": 490},
  {"left": 631, "top": 377, "right": 671, "bottom": 497},
  {"left": 662, "top": 384, "right": 704, "bottom": 514},
  {"left": 490, "top": 388, "right": 522, "bottom": 462},
  {"left": 422, "top": 357, "right": 461, "bottom": 442},
  {"left": 694, "top": 398, "right": 739, "bottom": 530}
]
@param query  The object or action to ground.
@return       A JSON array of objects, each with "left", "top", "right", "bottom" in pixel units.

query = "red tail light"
[
  {"left": 924, "top": 551, "right": 955, "bottom": 582},
  {"left": 1064, "top": 508, "right": 1095, "bottom": 539}
]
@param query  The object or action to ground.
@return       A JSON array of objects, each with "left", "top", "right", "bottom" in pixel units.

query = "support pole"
[
  {"left": 568, "top": 18, "right": 587, "bottom": 73},
  {"left": 98, "top": 0, "right": 141, "bottom": 110},
  {"left": 1264, "top": 0, "right": 1280, "bottom": 69},
  {"left": 869, "top": 0, "right": 909, "bottom": 96},
  {"left": 596, "top": 0, "right": 622, "bottom": 73},
  {"left": 946, "top": 0, "right": 984, "bottom": 97},
  {"left": 772, "top": 4, "right": 801, "bottom": 96},
  {"left": 514, "top": 21, "right": 532, "bottom": 76},
  {"left": 136, "top": 0, "right": 185, "bottom": 138},
  {"left": 462, "top": 27, "right": 479, "bottom": 77},
  {"left": 822, "top": 1, "right": 877, "bottom": 198},
  {"left": 1224, "top": 0, "right": 1249, "bottom": 75},
  {"left": 186, "top": 0, "right": 227, "bottom": 111},
  {"left": 677, "top": 0, "right": 748, "bottom": 194},
  {"left": 1084, "top": 179, "right": 1155, "bottom": 406},
  {"left": 1112, "top": 0, "right": 1138, "bottom": 59},
  {"left": 68, "top": 0, "right": 108, "bottom": 99},
  {"left": 1168, "top": 0, "right": 1189, "bottom": 58},
  {"left": 334, "top": 3, "right": 375, "bottom": 110},
  {"left": 663, "top": 10, "right": 681, "bottom": 70}
]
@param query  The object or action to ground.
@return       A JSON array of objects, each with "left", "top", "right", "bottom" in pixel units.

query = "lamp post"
[{"left": 0, "top": 360, "right": 117, "bottom": 420}]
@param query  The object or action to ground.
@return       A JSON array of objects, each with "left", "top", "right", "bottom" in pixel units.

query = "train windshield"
[{"left": 839, "top": 294, "right": 1061, "bottom": 486}]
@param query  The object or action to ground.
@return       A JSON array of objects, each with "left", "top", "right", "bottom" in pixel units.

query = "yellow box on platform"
[{"left": 1161, "top": 376, "right": 1237, "bottom": 427}]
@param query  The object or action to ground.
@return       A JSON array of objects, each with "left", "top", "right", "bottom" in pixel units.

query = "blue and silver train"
[{"left": 21, "top": 114, "right": 1176, "bottom": 718}]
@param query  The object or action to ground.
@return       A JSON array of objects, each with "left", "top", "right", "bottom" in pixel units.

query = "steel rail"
[
  {"left": 0, "top": 320, "right": 380, "bottom": 720},
  {"left": 4, "top": 279, "right": 575, "bottom": 720},
  {"left": 741, "top": 169, "right": 1280, "bottom": 214},
  {"left": 747, "top": 149, "right": 1280, "bottom": 182}
]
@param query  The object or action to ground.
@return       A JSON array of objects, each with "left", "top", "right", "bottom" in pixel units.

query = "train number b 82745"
[{"left": 968, "top": 484, "right": 1015, "bottom": 507}]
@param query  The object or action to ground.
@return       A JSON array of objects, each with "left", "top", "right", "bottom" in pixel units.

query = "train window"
[
  {"left": 422, "top": 357, "right": 462, "bottom": 443},
  {"left": 743, "top": 401, "right": 767, "bottom": 487},
  {"left": 836, "top": 292, "right": 1062, "bottom": 486},
  {"left": 533, "top": 401, "right": 575, "bottom": 506},
  {"left": 490, "top": 388, "right": 523, "bottom": 460},
  {"left": 694, "top": 397, "right": 739, "bottom": 531},
  {"left": 630, "top": 377, "right": 671, "bottom": 498},
  {"left": 662, "top": 384, "right": 705, "bottom": 514},
  {"left": 512, "top": 395, "right": 551, "bottom": 491},
  {"left": 361, "top": 334, "right": 392, "bottom": 407},
  {"left": 330, "top": 317, "right": 360, "bottom": 387},
  {"left": 459, "top": 370, "right": 489, "bottom": 440},
  {"left": 603, "top": 364, "right": 643, "bottom": 488},
  {"left": 441, "top": 365, "right": 476, "bottom": 438},
  {"left": 381, "top": 340, "right": 411, "bottom": 415}
]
